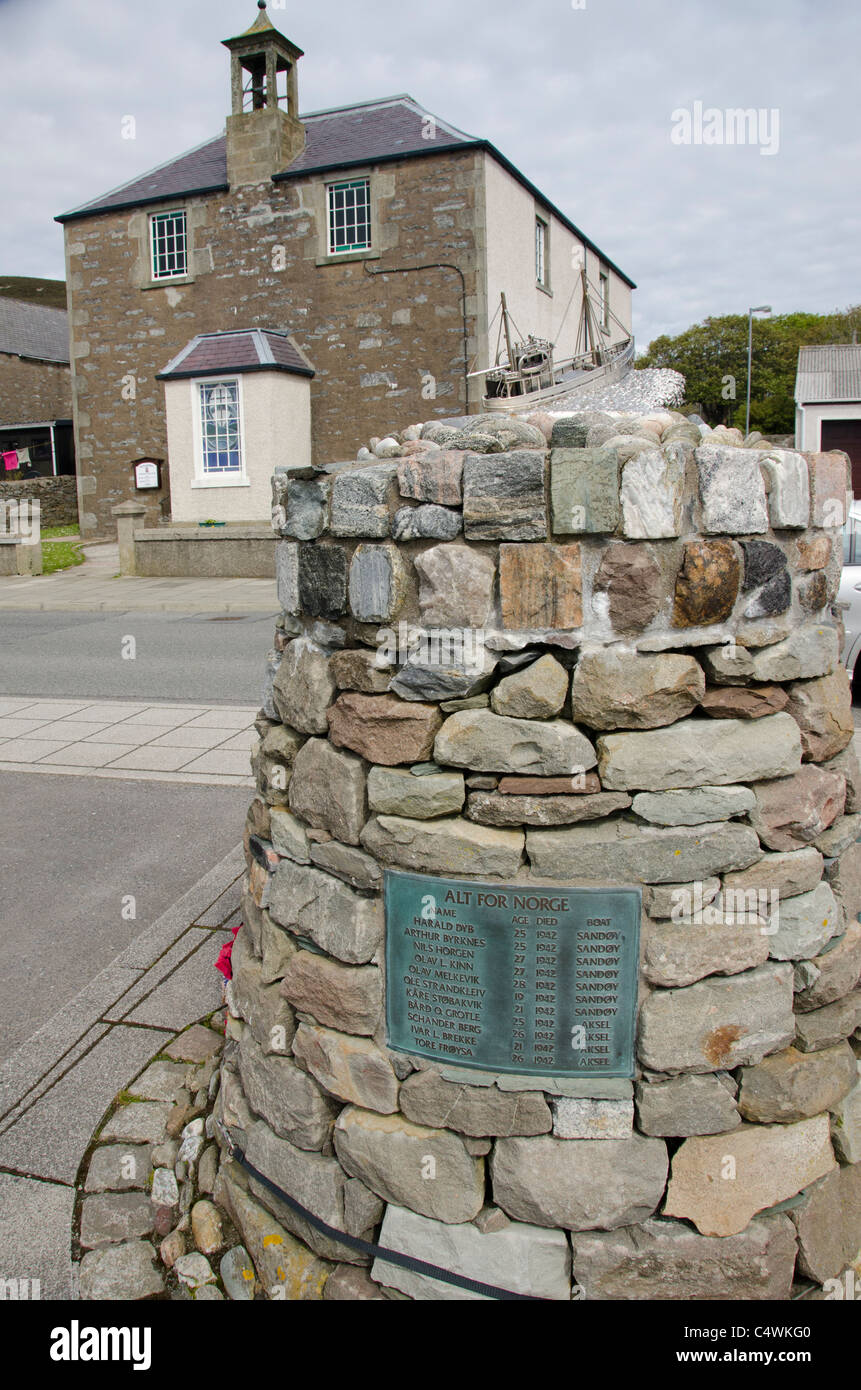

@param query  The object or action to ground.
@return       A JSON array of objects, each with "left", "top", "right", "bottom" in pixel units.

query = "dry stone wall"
[
  {"left": 214, "top": 407, "right": 861, "bottom": 1301},
  {"left": 0, "top": 474, "right": 78, "bottom": 529}
]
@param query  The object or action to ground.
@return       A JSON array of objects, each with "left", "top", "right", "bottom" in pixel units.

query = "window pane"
[
  {"left": 327, "top": 180, "right": 371, "bottom": 253},
  {"left": 535, "top": 219, "right": 547, "bottom": 285},
  {"left": 151, "top": 211, "right": 188, "bottom": 280},
  {"left": 198, "top": 381, "right": 241, "bottom": 474}
]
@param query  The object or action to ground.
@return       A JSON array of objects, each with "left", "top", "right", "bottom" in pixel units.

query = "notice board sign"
[{"left": 132, "top": 458, "right": 162, "bottom": 490}]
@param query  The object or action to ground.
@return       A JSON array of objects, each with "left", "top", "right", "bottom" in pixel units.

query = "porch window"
[{"left": 197, "top": 380, "right": 243, "bottom": 476}]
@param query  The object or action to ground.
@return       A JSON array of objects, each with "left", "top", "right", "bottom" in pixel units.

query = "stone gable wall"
[
  {"left": 0, "top": 353, "right": 72, "bottom": 428},
  {"left": 213, "top": 408, "right": 861, "bottom": 1300}
]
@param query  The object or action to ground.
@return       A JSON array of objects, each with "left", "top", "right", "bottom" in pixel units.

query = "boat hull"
[{"left": 481, "top": 340, "right": 634, "bottom": 413}]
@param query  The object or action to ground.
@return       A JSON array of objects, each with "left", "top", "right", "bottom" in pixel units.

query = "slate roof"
[
  {"left": 795, "top": 344, "right": 861, "bottom": 405},
  {"left": 55, "top": 95, "right": 635, "bottom": 287},
  {"left": 56, "top": 136, "right": 232, "bottom": 224},
  {"left": 157, "top": 329, "right": 314, "bottom": 379},
  {"left": 55, "top": 97, "right": 470, "bottom": 222},
  {"left": 275, "top": 95, "right": 474, "bottom": 176},
  {"left": 0, "top": 298, "right": 70, "bottom": 364}
]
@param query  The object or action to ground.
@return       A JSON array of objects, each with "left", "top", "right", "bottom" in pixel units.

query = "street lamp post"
[{"left": 746, "top": 305, "right": 772, "bottom": 436}]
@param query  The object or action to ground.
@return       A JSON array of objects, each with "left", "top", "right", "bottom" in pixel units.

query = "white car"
[{"left": 839, "top": 502, "right": 861, "bottom": 698}]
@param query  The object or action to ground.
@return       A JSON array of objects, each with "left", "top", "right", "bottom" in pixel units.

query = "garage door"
[{"left": 821, "top": 419, "right": 861, "bottom": 494}]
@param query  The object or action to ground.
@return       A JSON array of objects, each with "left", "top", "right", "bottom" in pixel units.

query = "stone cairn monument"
[{"left": 213, "top": 408, "right": 861, "bottom": 1300}]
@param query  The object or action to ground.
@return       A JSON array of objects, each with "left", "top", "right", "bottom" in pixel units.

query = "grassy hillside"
[{"left": 0, "top": 277, "right": 67, "bottom": 310}]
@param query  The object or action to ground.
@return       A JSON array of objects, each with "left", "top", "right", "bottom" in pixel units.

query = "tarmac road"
[
  {"left": 0, "top": 609, "right": 277, "bottom": 703},
  {"left": 0, "top": 771, "right": 250, "bottom": 1061},
  {"left": 0, "top": 607, "right": 270, "bottom": 1058}
]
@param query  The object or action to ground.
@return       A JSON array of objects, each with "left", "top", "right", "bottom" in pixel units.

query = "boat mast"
[
  {"left": 580, "top": 268, "right": 606, "bottom": 366},
  {"left": 500, "top": 292, "right": 516, "bottom": 369}
]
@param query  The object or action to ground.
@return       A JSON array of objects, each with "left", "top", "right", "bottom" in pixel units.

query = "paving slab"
[
  {"left": 63, "top": 702, "right": 151, "bottom": 722},
  {"left": 84, "top": 1144, "right": 153, "bottom": 1193},
  {"left": 180, "top": 750, "right": 253, "bottom": 777},
  {"left": 0, "top": 1173, "right": 76, "bottom": 1299},
  {"left": 79, "top": 1191, "right": 156, "bottom": 1249},
  {"left": 40, "top": 741, "right": 140, "bottom": 766},
  {"left": 107, "top": 746, "right": 204, "bottom": 772},
  {"left": 0, "top": 737, "right": 84, "bottom": 761},
  {"left": 192, "top": 874, "right": 244, "bottom": 928},
  {"left": 110, "top": 931, "right": 229, "bottom": 1031},
  {"left": 149, "top": 726, "right": 232, "bottom": 749},
  {"left": 0, "top": 697, "right": 257, "bottom": 785},
  {"left": 79, "top": 1240, "right": 165, "bottom": 1300},
  {"left": 0, "top": 1024, "right": 172, "bottom": 1183},
  {"left": 0, "top": 1019, "right": 124, "bottom": 1129},
  {"left": 0, "top": 698, "right": 37, "bottom": 716},
  {"left": 0, "top": 955, "right": 145, "bottom": 1102},
  {"left": 100, "top": 1102, "right": 174, "bottom": 1144},
  {"left": 116, "top": 706, "right": 211, "bottom": 726},
  {"left": 0, "top": 716, "right": 64, "bottom": 736},
  {"left": 215, "top": 729, "right": 257, "bottom": 751},
  {"left": 163, "top": 1024, "right": 224, "bottom": 1064},
  {"left": 130, "top": 1059, "right": 193, "bottom": 1101},
  {"left": 186, "top": 708, "right": 260, "bottom": 728},
  {"left": 34, "top": 718, "right": 120, "bottom": 739},
  {"left": 218, "top": 907, "right": 242, "bottom": 936},
  {"left": 12, "top": 701, "right": 91, "bottom": 719},
  {"left": 82, "top": 724, "right": 171, "bottom": 744}
]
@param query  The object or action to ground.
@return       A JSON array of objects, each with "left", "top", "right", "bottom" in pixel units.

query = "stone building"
[
  {"left": 56, "top": 2, "right": 635, "bottom": 536},
  {"left": 0, "top": 295, "right": 75, "bottom": 477}
]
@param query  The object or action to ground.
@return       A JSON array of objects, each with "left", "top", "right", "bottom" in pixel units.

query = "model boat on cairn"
[{"left": 471, "top": 272, "right": 635, "bottom": 412}]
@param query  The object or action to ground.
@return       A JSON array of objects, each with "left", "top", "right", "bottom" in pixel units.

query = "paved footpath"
[
  {"left": 0, "top": 549, "right": 273, "bottom": 1296},
  {"left": 0, "top": 696, "right": 257, "bottom": 785},
  {"left": 0, "top": 844, "right": 244, "bottom": 1299},
  {"left": 0, "top": 541, "right": 276, "bottom": 614},
  {"left": 0, "top": 695, "right": 257, "bottom": 1296}
]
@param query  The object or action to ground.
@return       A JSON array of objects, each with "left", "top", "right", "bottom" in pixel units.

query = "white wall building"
[
  {"left": 795, "top": 344, "right": 861, "bottom": 493},
  {"left": 158, "top": 328, "right": 314, "bottom": 523}
]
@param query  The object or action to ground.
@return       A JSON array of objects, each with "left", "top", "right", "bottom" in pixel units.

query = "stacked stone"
[
  {"left": 77, "top": 1022, "right": 230, "bottom": 1300},
  {"left": 214, "top": 409, "right": 861, "bottom": 1301}
]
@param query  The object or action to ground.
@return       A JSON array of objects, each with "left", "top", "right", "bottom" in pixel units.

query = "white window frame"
[
  {"left": 150, "top": 208, "right": 188, "bottom": 281},
  {"left": 191, "top": 376, "right": 249, "bottom": 488},
  {"left": 599, "top": 269, "right": 610, "bottom": 332},
  {"left": 535, "top": 215, "right": 549, "bottom": 289},
  {"left": 326, "top": 178, "right": 372, "bottom": 255}
]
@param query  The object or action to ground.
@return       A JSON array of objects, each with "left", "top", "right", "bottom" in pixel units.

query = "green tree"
[{"left": 636, "top": 307, "right": 861, "bottom": 434}]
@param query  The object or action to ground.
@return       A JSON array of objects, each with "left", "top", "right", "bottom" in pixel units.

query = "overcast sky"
[{"left": 1, "top": 0, "right": 858, "bottom": 347}]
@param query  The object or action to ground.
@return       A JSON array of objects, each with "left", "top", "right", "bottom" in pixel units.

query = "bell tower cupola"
[{"left": 222, "top": 2, "right": 305, "bottom": 186}]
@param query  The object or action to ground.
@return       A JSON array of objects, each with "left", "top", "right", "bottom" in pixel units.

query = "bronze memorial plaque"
[{"left": 385, "top": 871, "right": 641, "bottom": 1078}]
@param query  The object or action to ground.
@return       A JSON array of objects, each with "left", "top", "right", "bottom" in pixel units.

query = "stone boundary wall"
[
  {"left": 132, "top": 526, "right": 276, "bottom": 579},
  {"left": 0, "top": 474, "right": 78, "bottom": 529},
  {"left": 214, "top": 407, "right": 861, "bottom": 1301}
]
